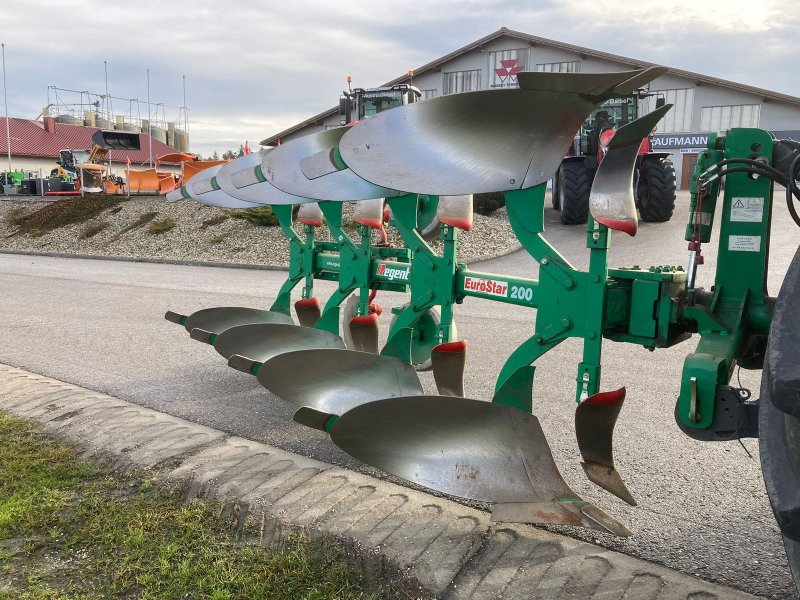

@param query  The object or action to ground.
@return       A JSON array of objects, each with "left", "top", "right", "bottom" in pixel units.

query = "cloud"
[{"left": 0, "top": 0, "right": 796, "bottom": 156}]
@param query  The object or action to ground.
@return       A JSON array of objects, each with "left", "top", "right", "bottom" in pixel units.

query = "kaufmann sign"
[
  {"left": 651, "top": 134, "right": 710, "bottom": 150},
  {"left": 653, "top": 130, "right": 800, "bottom": 151}
]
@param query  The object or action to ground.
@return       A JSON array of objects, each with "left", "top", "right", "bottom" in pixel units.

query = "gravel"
[{"left": 0, "top": 197, "right": 520, "bottom": 266}]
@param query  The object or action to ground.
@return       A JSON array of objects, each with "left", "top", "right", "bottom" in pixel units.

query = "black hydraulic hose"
[
  {"left": 711, "top": 166, "right": 789, "bottom": 187},
  {"left": 786, "top": 153, "right": 800, "bottom": 228},
  {"left": 716, "top": 158, "right": 787, "bottom": 181}
]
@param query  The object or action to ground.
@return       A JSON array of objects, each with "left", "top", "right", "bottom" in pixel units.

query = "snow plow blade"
[{"left": 92, "top": 129, "right": 140, "bottom": 150}]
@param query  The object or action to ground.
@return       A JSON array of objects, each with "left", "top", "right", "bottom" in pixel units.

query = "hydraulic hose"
[{"left": 786, "top": 153, "right": 800, "bottom": 228}]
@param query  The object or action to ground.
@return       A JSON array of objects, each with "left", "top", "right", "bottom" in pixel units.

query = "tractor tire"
[
  {"left": 760, "top": 246, "right": 800, "bottom": 594},
  {"left": 637, "top": 157, "right": 676, "bottom": 222},
  {"left": 557, "top": 162, "right": 591, "bottom": 225}
]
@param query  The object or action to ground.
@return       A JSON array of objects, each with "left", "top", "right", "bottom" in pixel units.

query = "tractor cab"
[
  {"left": 340, "top": 83, "right": 421, "bottom": 124},
  {"left": 572, "top": 96, "right": 638, "bottom": 158}
]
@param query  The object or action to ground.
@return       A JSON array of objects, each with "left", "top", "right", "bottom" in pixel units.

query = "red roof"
[{"left": 0, "top": 117, "right": 179, "bottom": 166}]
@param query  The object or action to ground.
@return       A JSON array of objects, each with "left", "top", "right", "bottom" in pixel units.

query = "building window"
[
  {"left": 443, "top": 70, "right": 481, "bottom": 95},
  {"left": 535, "top": 61, "right": 580, "bottom": 73},
  {"left": 489, "top": 49, "right": 527, "bottom": 88},
  {"left": 420, "top": 89, "right": 438, "bottom": 100},
  {"left": 643, "top": 88, "right": 694, "bottom": 133},
  {"left": 700, "top": 104, "right": 760, "bottom": 131}
]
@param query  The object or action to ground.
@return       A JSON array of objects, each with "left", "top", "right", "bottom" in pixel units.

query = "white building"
[{"left": 262, "top": 27, "right": 800, "bottom": 189}]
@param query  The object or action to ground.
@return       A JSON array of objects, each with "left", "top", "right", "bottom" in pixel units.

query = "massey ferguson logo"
[
  {"left": 376, "top": 263, "right": 410, "bottom": 281},
  {"left": 464, "top": 276, "right": 508, "bottom": 297},
  {"left": 494, "top": 58, "right": 522, "bottom": 84}
]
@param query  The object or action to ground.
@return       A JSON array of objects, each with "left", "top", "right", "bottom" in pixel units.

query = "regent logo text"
[{"left": 376, "top": 264, "right": 410, "bottom": 281}]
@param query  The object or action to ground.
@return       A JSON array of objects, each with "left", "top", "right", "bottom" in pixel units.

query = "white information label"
[
  {"left": 692, "top": 211, "right": 712, "bottom": 225},
  {"left": 728, "top": 235, "right": 761, "bottom": 252},
  {"left": 730, "top": 197, "right": 763, "bottom": 222}
]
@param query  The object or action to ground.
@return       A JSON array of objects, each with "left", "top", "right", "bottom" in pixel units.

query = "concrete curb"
[{"left": 0, "top": 363, "right": 761, "bottom": 599}]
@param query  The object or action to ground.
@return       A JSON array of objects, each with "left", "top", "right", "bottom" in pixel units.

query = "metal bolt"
[
  {"left": 582, "top": 372, "right": 590, "bottom": 381},
  {"left": 588, "top": 331, "right": 596, "bottom": 339},
  {"left": 541, "top": 258, "right": 549, "bottom": 265},
  {"left": 593, "top": 232, "right": 600, "bottom": 240},
  {"left": 590, "top": 275, "right": 600, "bottom": 283},
  {"left": 536, "top": 336, "right": 544, "bottom": 344}
]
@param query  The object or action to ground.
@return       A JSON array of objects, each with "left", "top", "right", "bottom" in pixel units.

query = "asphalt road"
[{"left": 0, "top": 191, "right": 797, "bottom": 598}]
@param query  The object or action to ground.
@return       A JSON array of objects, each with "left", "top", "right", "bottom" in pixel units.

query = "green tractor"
[{"left": 554, "top": 94, "right": 677, "bottom": 224}]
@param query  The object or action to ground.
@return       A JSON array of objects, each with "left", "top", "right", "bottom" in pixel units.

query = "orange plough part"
[
  {"left": 183, "top": 159, "right": 229, "bottom": 183},
  {"left": 127, "top": 169, "right": 162, "bottom": 194}
]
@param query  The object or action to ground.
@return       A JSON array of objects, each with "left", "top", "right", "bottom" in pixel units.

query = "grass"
[
  {"left": 225, "top": 205, "right": 299, "bottom": 227},
  {"left": 111, "top": 211, "right": 159, "bottom": 240},
  {"left": 79, "top": 220, "right": 109, "bottom": 239},
  {"left": 225, "top": 206, "right": 282, "bottom": 227},
  {"left": 0, "top": 412, "right": 382, "bottom": 600},
  {"left": 9, "top": 196, "right": 123, "bottom": 237},
  {"left": 147, "top": 218, "right": 177, "bottom": 235},
  {"left": 2, "top": 206, "right": 29, "bottom": 227},
  {"left": 209, "top": 233, "right": 229, "bottom": 244},
  {"left": 201, "top": 214, "right": 229, "bottom": 229}
]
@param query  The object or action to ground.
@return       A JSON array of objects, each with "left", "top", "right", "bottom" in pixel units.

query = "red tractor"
[{"left": 553, "top": 95, "right": 677, "bottom": 224}]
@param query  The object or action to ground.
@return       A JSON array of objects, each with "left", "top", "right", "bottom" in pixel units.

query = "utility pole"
[
  {"left": 146, "top": 68, "right": 152, "bottom": 167},
  {"left": 2, "top": 43, "right": 11, "bottom": 172},
  {"left": 182, "top": 74, "right": 188, "bottom": 151}
]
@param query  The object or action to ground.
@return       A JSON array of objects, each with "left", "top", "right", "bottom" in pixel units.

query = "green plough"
[{"left": 164, "top": 68, "right": 800, "bottom": 589}]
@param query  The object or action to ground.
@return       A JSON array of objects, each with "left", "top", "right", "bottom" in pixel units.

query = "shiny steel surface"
[
  {"left": 516, "top": 67, "right": 666, "bottom": 95},
  {"left": 258, "top": 349, "right": 422, "bottom": 415},
  {"left": 347, "top": 319, "right": 379, "bottom": 353},
  {"left": 330, "top": 395, "right": 629, "bottom": 535},
  {"left": 213, "top": 322, "right": 345, "bottom": 362},
  {"left": 165, "top": 188, "right": 184, "bottom": 202},
  {"left": 292, "top": 406, "right": 335, "bottom": 431},
  {"left": 340, "top": 70, "right": 665, "bottom": 196},
  {"left": 182, "top": 306, "right": 293, "bottom": 335},
  {"left": 262, "top": 127, "right": 402, "bottom": 201},
  {"left": 575, "top": 392, "right": 637, "bottom": 506},
  {"left": 589, "top": 104, "right": 673, "bottom": 235},
  {"left": 186, "top": 164, "right": 227, "bottom": 206},
  {"left": 221, "top": 148, "right": 316, "bottom": 205},
  {"left": 210, "top": 153, "right": 268, "bottom": 208},
  {"left": 431, "top": 346, "right": 465, "bottom": 396},
  {"left": 351, "top": 198, "right": 384, "bottom": 225},
  {"left": 293, "top": 303, "right": 321, "bottom": 328}
]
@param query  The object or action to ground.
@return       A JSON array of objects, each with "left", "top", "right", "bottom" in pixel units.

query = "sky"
[{"left": 1, "top": 0, "right": 797, "bottom": 157}]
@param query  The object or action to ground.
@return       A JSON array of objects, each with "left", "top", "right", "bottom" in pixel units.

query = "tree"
[{"left": 211, "top": 151, "right": 220, "bottom": 160}]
